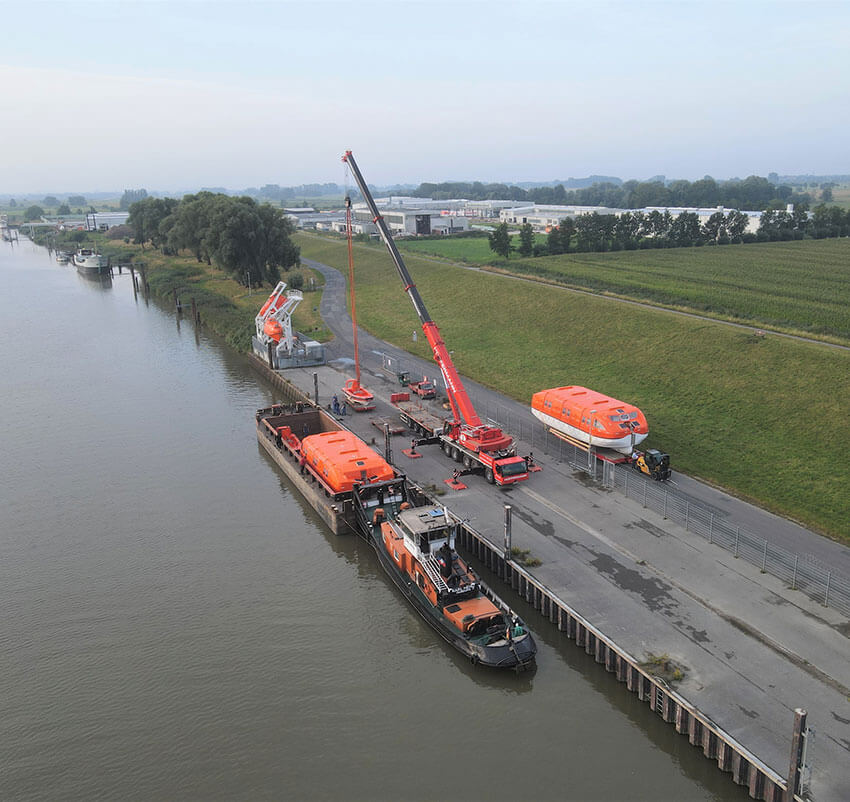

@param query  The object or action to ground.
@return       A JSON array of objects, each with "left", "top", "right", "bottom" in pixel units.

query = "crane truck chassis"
[{"left": 392, "top": 392, "right": 528, "bottom": 485}]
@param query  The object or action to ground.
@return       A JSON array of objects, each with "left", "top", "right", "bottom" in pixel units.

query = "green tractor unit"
[
  {"left": 397, "top": 370, "right": 410, "bottom": 386},
  {"left": 633, "top": 449, "right": 672, "bottom": 481}
]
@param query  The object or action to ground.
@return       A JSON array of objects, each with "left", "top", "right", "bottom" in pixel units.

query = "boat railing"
[{"left": 421, "top": 554, "right": 450, "bottom": 595}]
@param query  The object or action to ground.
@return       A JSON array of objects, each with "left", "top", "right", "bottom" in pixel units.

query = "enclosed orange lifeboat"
[
  {"left": 263, "top": 319, "right": 284, "bottom": 342},
  {"left": 531, "top": 386, "right": 648, "bottom": 453},
  {"left": 300, "top": 430, "right": 394, "bottom": 493},
  {"left": 259, "top": 292, "right": 287, "bottom": 318}
]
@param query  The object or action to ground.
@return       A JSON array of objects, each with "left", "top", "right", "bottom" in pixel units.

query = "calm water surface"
[{"left": 0, "top": 240, "right": 747, "bottom": 801}]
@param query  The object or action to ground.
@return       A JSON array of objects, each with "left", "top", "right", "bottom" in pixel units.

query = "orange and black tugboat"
[
  {"left": 256, "top": 401, "right": 536, "bottom": 671},
  {"left": 354, "top": 489, "right": 537, "bottom": 670}
]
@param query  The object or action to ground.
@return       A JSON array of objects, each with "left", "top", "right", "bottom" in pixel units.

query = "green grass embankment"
[
  {"left": 44, "top": 235, "right": 330, "bottom": 351},
  {"left": 296, "top": 232, "right": 850, "bottom": 541}
]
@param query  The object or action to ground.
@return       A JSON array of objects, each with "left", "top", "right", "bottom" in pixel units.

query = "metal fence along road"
[{"left": 379, "top": 354, "right": 850, "bottom": 619}]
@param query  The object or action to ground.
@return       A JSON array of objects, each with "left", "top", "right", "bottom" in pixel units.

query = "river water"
[{"left": 0, "top": 240, "right": 746, "bottom": 801}]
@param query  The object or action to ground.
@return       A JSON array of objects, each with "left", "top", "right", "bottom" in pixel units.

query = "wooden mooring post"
[{"left": 785, "top": 708, "right": 807, "bottom": 801}]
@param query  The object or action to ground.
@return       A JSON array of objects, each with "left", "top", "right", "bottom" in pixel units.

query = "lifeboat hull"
[
  {"left": 342, "top": 379, "right": 375, "bottom": 411},
  {"left": 531, "top": 408, "right": 647, "bottom": 453}
]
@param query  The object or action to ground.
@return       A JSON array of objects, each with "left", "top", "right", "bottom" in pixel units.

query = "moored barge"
[{"left": 256, "top": 402, "right": 536, "bottom": 670}]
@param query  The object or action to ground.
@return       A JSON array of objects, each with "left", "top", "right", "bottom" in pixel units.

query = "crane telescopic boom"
[{"left": 341, "top": 150, "right": 512, "bottom": 453}]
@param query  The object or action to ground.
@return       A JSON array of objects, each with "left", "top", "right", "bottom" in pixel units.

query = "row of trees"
[
  {"left": 127, "top": 193, "right": 300, "bottom": 286},
  {"left": 38, "top": 194, "right": 86, "bottom": 208},
  {"left": 418, "top": 175, "right": 811, "bottom": 211},
  {"left": 488, "top": 204, "right": 850, "bottom": 258},
  {"left": 120, "top": 189, "right": 148, "bottom": 210}
]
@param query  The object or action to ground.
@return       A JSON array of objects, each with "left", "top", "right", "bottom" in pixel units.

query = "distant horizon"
[{"left": 4, "top": 171, "right": 848, "bottom": 200}]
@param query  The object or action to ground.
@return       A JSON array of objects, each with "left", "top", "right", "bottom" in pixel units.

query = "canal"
[{"left": 0, "top": 239, "right": 747, "bottom": 800}]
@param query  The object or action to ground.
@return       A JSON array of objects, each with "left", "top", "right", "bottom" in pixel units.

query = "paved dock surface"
[{"left": 287, "top": 257, "right": 850, "bottom": 800}]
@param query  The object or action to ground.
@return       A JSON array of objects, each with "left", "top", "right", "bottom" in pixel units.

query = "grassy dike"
[
  {"left": 401, "top": 237, "right": 850, "bottom": 346},
  {"left": 53, "top": 237, "right": 330, "bottom": 351},
  {"left": 296, "top": 231, "right": 850, "bottom": 541}
]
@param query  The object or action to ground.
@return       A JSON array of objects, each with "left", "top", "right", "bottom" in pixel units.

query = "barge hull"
[{"left": 256, "top": 407, "right": 358, "bottom": 536}]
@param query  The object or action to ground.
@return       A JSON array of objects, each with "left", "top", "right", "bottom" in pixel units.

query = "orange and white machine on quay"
[
  {"left": 531, "top": 385, "right": 648, "bottom": 455},
  {"left": 255, "top": 280, "right": 303, "bottom": 364}
]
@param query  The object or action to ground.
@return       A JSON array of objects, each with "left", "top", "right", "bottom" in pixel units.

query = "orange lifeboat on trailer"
[
  {"left": 300, "top": 430, "right": 394, "bottom": 494},
  {"left": 531, "top": 386, "right": 649, "bottom": 454}
]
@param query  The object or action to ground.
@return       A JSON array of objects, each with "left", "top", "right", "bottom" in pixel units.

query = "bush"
[
  {"left": 287, "top": 271, "right": 304, "bottom": 290},
  {"left": 106, "top": 224, "right": 134, "bottom": 240}
]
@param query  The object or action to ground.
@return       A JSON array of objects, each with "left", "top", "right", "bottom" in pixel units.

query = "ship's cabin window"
[{"left": 417, "top": 573, "right": 425, "bottom": 589}]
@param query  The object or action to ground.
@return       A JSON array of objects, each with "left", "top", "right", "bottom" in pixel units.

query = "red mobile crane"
[{"left": 341, "top": 150, "right": 528, "bottom": 485}]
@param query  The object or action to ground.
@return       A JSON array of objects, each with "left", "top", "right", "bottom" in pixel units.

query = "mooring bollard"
[{"left": 384, "top": 422, "right": 392, "bottom": 465}]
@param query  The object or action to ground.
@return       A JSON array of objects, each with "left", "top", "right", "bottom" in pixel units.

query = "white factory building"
[
  {"left": 641, "top": 206, "right": 764, "bottom": 234},
  {"left": 500, "top": 204, "right": 765, "bottom": 233},
  {"left": 500, "top": 205, "right": 626, "bottom": 227},
  {"left": 328, "top": 219, "right": 377, "bottom": 236},
  {"left": 286, "top": 211, "right": 346, "bottom": 230},
  {"left": 352, "top": 204, "right": 469, "bottom": 236}
]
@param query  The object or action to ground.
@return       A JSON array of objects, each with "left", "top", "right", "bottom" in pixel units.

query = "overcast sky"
[{"left": 2, "top": 0, "right": 848, "bottom": 193}]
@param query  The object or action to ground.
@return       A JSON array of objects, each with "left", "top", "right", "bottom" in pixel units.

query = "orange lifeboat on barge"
[
  {"left": 300, "top": 430, "right": 394, "bottom": 492},
  {"left": 531, "top": 386, "right": 648, "bottom": 454}
]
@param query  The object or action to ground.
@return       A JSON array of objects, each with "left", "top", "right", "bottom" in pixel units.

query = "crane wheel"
[
  {"left": 485, "top": 468, "right": 495, "bottom": 484},
  {"left": 451, "top": 446, "right": 461, "bottom": 462},
  {"left": 463, "top": 454, "right": 473, "bottom": 469}
]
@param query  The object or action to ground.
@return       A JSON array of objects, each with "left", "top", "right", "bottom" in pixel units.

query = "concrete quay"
[{"left": 265, "top": 357, "right": 850, "bottom": 802}]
